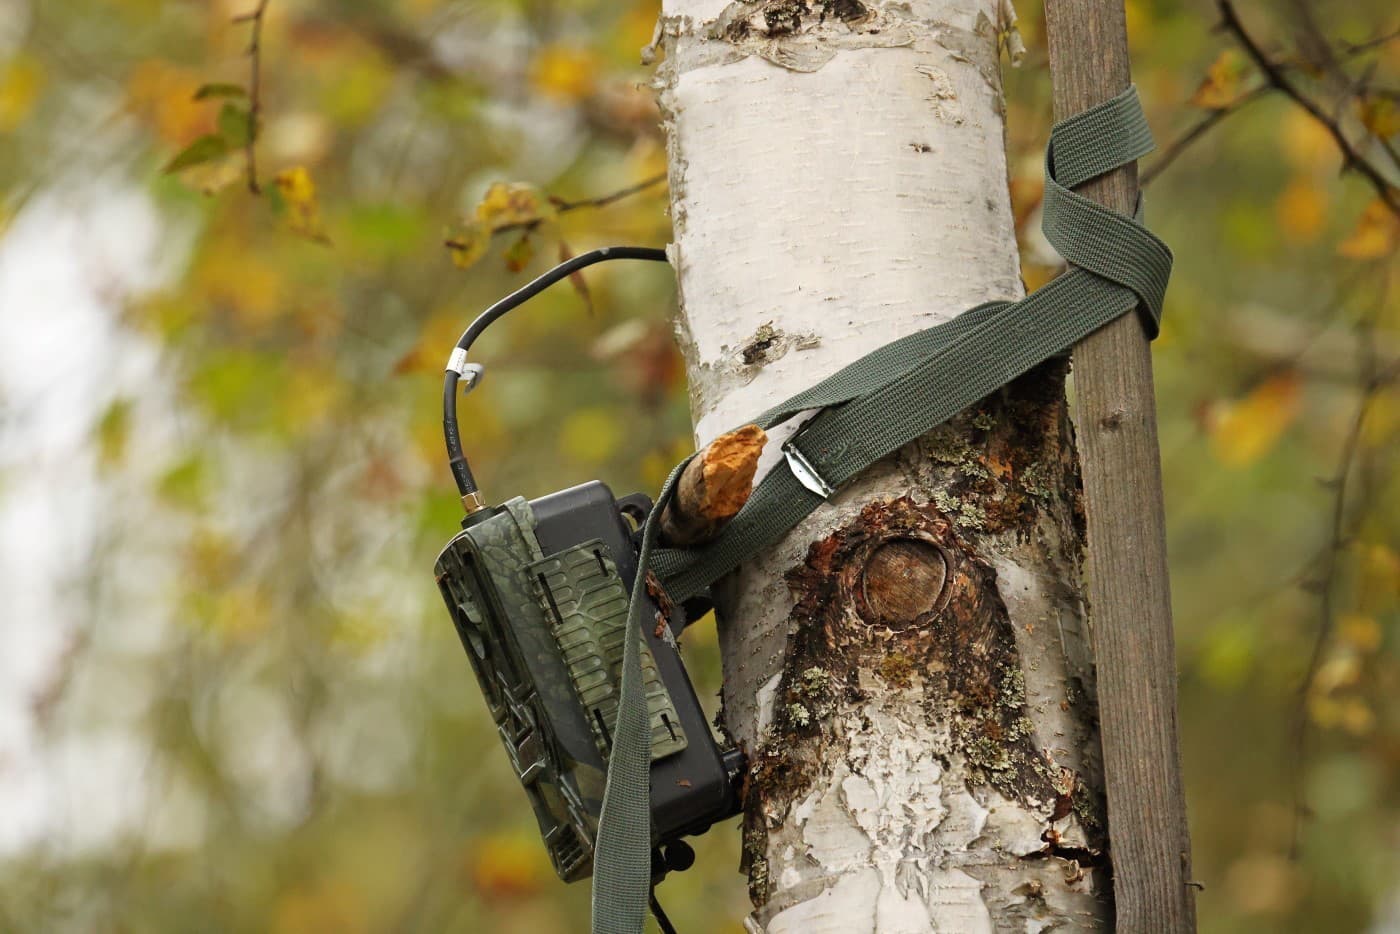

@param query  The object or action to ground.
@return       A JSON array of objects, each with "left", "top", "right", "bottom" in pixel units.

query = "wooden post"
[{"left": 1043, "top": 1, "right": 1197, "bottom": 930}]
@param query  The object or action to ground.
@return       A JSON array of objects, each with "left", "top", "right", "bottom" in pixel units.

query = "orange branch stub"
[{"left": 659, "top": 424, "right": 767, "bottom": 546}]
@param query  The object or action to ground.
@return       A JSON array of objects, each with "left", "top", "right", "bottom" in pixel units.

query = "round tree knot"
[{"left": 859, "top": 538, "right": 949, "bottom": 629}]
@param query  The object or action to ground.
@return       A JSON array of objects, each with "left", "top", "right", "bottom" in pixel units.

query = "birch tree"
[{"left": 656, "top": 0, "right": 1112, "bottom": 928}]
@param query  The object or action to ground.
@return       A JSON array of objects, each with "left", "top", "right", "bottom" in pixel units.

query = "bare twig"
[
  {"left": 491, "top": 173, "right": 668, "bottom": 237},
  {"left": 1143, "top": 20, "right": 1391, "bottom": 188},
  {"left": 1337, "top": 26, "right": 1400, "bottom": 58},
  {"left": 552, "top": 174, "right": 668, "bottom": 213},
  {"left": 1289, "top": 277, "right": 1389, "bottom": 857},
  {"left": 1142, "top": 86, "right": 1267, "bottom": 187},
  {"left": 442, "top": 173, "right": 668, "bottom": 250},
  {"left": 235, "top": 0, "right": 271, "bottom": 194},
  {"left": 1218, "top": 0, "right": 1400, "bottom": 216}
]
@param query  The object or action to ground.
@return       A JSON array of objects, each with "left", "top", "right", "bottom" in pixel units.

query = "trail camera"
[{"left": 434, "top": 248, "right": 743, "bottom": 884}]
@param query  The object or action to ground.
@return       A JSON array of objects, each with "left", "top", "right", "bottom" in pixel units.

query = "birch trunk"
[{"left": 655, "top": 0, "right": 1113, "bottom": 930}]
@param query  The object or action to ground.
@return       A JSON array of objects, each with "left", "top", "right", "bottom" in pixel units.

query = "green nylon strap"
[
  {"left": 651, "top": 85, "right": 1168, "bottom": 602},
  {"left": 592, "top": 84, "right": 1170, "bottom": 934},
  {"left": 592, "top": 461, "right": 682, "bottom": 934}
]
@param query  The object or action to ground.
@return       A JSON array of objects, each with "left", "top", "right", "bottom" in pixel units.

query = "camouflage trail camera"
[{"left": 434, "top": 248, "right": 743, "bottom": 886}]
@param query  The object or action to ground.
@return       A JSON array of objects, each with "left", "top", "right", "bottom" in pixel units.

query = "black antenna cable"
[{"left": 442, "top": 246, "right": 669, "bottom": 513}]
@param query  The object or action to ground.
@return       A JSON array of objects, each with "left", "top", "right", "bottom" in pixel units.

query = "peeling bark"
[
  {"left": 740, "top": 382, "right": 1110, "bottom": 931},
  {"left": 656, "top": 0, "right": 1112, "bottom": 928}
]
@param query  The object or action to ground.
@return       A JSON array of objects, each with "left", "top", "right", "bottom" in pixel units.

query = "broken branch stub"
[{"left": 659, "top": 424, "right": 768, "bottom": 547}]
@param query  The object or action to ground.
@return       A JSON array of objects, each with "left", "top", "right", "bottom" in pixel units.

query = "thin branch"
[
  {"left": 235, "top": 0, "right": 271, "bottom": 194},
  {"left": 443, "top": 173, "right": 668, "bottom": 249},
  {"left": 551, "top": 173, "right": 668, "bottom": 213},
  {"left": 1218, "top": 0, "right": 1400, "bottom": 216},
  {"left": 1289, "top": 280, "right": 1388, "bottom": 858},
  {"left": 1142, "top": 86, "right": 1266, "bottom": 187},
  {"left": 1142, "top": 23, "right": 1391, "bottom": 188},
  {"left": 1337, "top": 26, "right": 1400, "bottom": 58}
]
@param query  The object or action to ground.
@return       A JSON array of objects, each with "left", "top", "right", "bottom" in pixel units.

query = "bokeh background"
[{"left": 0, "top": 0, "right": 1396, "bottom": 931}]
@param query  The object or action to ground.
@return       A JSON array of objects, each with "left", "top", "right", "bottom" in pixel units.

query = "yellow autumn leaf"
[
  {"left": 475, "top": 181, "right": 553, "bottom": 231},
  {"left": 530, "top": 44, "right": 599, "bottom": 102},
  {"left": 1337, "top": 198, "right": 1399, "bottom": 259},
  {"left": 1308, "top": 691, "right": 1373, "bottom": 735},
  {"left": 1311, "top": 652, "right": 1361, "bottom": 695},
  {"left": 1281, "top": 109, "right": 1340, "bottom": 174},
  {"left": 1338, "top": 614, "right": 1382, "bottom": 653},
  {"left": 1189, "top": 50, "right": 1249, "bottom": 110},
  {"left": 275, "top": 166, "right": 329, "bottom": 242},
  {"left": 125, "top": 59, "right": 210, "bottom": 144},
  {"left": 192, "top": 244, "right": 285, "bottom": 329},
  {"left": 0, "top": 54, "right": 44, "bottom": 132},
  {"left": 1308, "top": 693, "right": 1344, "bottom": 728},
  {"left": 446, "top": 221, "right": 490, "bottom": 270},
  {"left": 466, "top": 831, "right": 549, "bottom": 901},
  {"left": 277, "top": 164, "right": 315, "bottom": 206},
  {"left": 1338, "top": 698, "right": 1375, "bottom": 736},
  {"left": 1274, "top": 178, "right": 1328, "bottom": 244},
  {"left": 1358, "top": 95, "right": 1400, "bottom": 139},
  {"left": 392, "top": 312, "right": 465, "bottom": 375},
  {"left": 1209, "top": 372, "right": 1301, "bottom": 467},
  {"left": 1359, "top": 543, "right": 1400, "bottom": 611}
]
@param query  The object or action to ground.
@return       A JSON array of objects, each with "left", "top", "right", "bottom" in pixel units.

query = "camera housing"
[{"left": 434, "top": 480, "right": 742, "bottom": 882}]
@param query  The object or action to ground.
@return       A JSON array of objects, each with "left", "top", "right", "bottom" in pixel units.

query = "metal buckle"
[{"left": 782, "top": 437, "right": 835, "bottom": 499}]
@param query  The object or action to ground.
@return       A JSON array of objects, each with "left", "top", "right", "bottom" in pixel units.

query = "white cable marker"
[
  {"left": 446, "top": 347, "right": 468, "bottom": 375},
  {"left": 460, "top": 363, "right": 485, "bottom": 392}
]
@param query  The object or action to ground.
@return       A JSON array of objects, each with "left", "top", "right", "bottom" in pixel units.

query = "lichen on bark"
[{"left": 736, "top": 365, "right": 1110, "bottom": 927}]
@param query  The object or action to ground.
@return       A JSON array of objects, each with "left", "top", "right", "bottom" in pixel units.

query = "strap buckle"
[{"left": 782, "top": 437, "right": 835, "bottom": 500}]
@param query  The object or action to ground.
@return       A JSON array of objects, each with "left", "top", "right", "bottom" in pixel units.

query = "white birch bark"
[{"left": 655, "top": 0, "right": 1111, "bottom": 930}]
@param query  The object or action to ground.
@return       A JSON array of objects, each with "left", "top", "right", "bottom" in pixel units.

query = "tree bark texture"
[
  {"left": 1044, "top": 1, "right": 1196, "bottom": 929},
  {"left": 657, "top": 0, "right": 1112, "bottom": 929}
]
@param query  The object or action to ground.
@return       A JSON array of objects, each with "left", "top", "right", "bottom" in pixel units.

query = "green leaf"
[
  {"left": 163, "top": 134, "right": 230, "bottom": 174},
  {"left": 192, "top": 82, "right": 247, "bottom": 101},
  {"left": 217, "top": 103, "right": 251, "bottom": 147},
  {"left": 157, "top": 454, "right": 210, "bottom": 511}
]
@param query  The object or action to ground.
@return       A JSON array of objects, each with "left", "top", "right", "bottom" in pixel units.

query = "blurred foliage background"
[{"left": 0, "top": 0, "right": 1396, "bottom": 931}]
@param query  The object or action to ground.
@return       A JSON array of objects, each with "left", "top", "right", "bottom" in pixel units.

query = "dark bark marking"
[
  {"left": 824, "top": 0, "right": 869, "bottom": 23},
  {"left": 859, "top": 538, "right": 949, "bottom": 628},
  {"left": 731, "top": 361, "right": 1108, "bottom": 911},
  {"left": 722, "top": 0, "right": 872, "bottom": 41},
  {"left": 739, "top": 322, "right": 781, "bottom": 365},
  {"left": 742, "top": 498, "right": 1070, "bottom": 907}
]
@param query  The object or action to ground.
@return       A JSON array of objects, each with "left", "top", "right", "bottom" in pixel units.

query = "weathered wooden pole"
[{"left": 1043, "top": 1, "right": 1197, "bottom": 929}]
